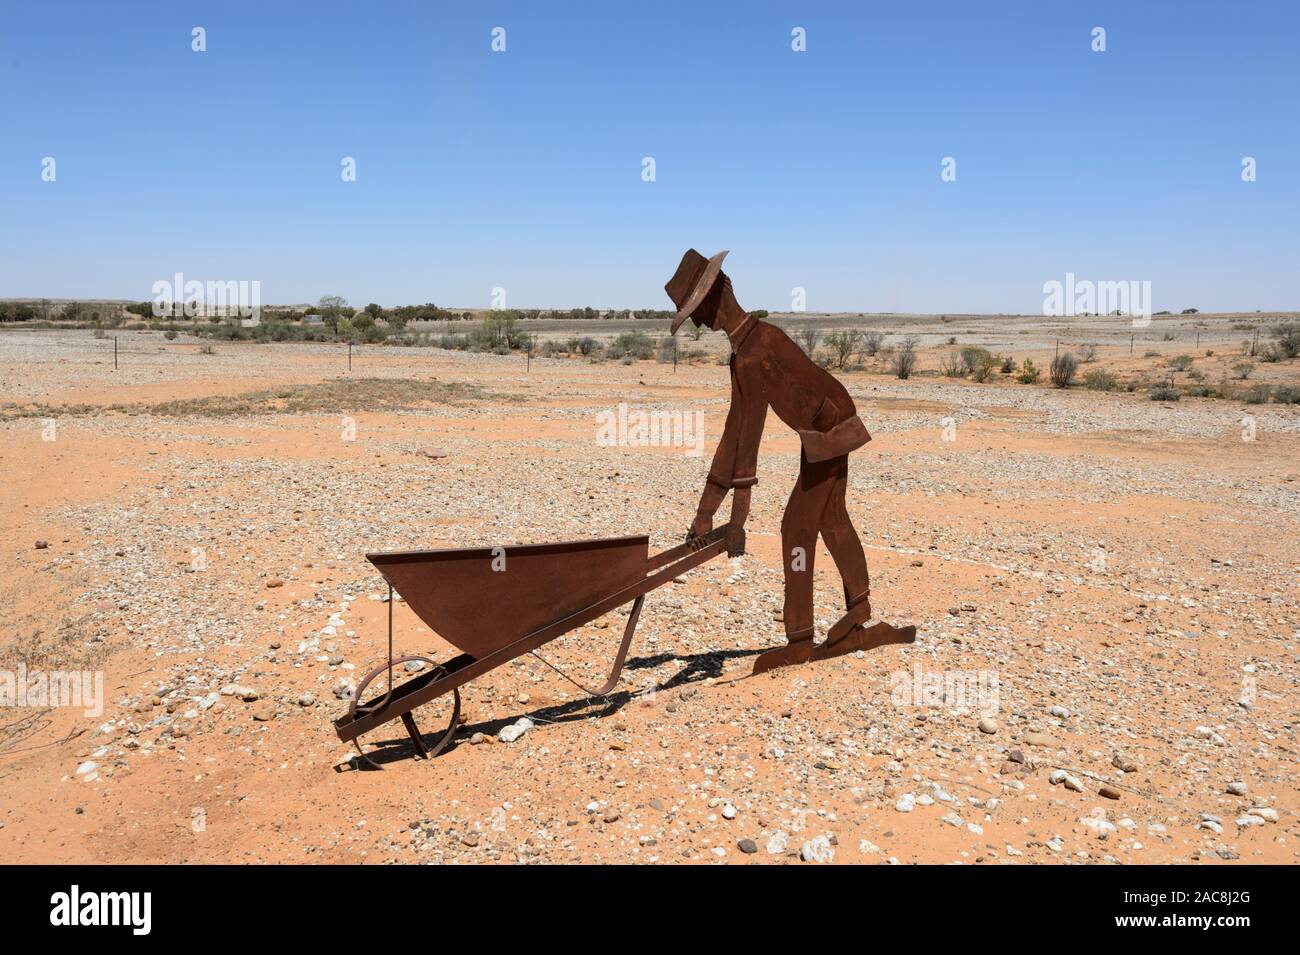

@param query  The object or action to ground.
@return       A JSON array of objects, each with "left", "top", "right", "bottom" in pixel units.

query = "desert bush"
[
  {"left": 1242, "top": 384, "right": 1272, "bottom": 404},
  {"left": 1143, "top": 350, "right": 1160, "bottom": 358},
  {"left": 1257, "top": 345, "right": 1282, "bottom": 363},
  {"left": 859, "top": 330, "right": 885, "bottom": 357},
  {"left": 1078, "top": 343, "right": 1098, "bottom": 363},
  {"left": 1083, "top": 368, "right": 1118, "bottom": 391},
  {"left": 796, "top": 327, "right": 822, "bottom": 356},
  {"left": 1148, "top": 383, "right": 1180, "bottom": 401},
  {"left": 199, "top": 344, "right": 215, "bottom": 355},
  {"left": 1166, "top": 354, "right": 1195, "bottom": 371},
  {"left": 610, "top": 331, "right": 654, "bottom": 360},
  {"left": 824, "top": 330, "right": 862, "bottom": 369},
  {"left": 1271, "top": 321, "right": 1300, "bottom": 359},
  {"left": 1161, "top": 332, "right": 1175, "bottom": 341},
  {"left": 164, "top": 330, "right": 178, "bottom": 341},
  {"left": 1272, "top": 385, "right": 1300, "bottom": 404},
  {"left": 656, "top": 338, "right": 677, "bottom": 363},
  {"left": 1185, "top": 384, "right": 1216, "bottom": 397},
  {"left": 891, "top": 336, "right": 919, "bottom": 379},
  {"left": 959, "top": 346, "right": 992, "bottom": 373},
  {"left": 971, "top": 352, "right": 1000, "bottom": 382},
  {"left": 1016, "top": 358, "right": 1040, "bottom": 384},
  {"left": 946, "top": 336, "right": 957, "bottom": 345},
  {"left": 939, "top": 351, "right": 964, "bottom": 377},
  {"left": 1050, "top": 352, "right": 1078, "bottom": 388},
  {"left": 1000, "top": 355, "right": 1016, "bottom": 373},
  {"left": 1232, "top": 361, "right": 1254, "bottom": 380}
]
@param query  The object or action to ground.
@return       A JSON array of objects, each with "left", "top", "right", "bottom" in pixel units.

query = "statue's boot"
[
  {"left": 752, "top": 626, "right": 814, "bottom": 675},
  {"left": 824, "top": 589, "right": 872, "bottom": 646},
  {"left": 811, "top": 620, "right": 917, "bottom": 661}
]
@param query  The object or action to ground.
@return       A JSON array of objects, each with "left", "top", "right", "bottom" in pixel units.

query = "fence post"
[
  {"left": 348, "top": 340, "right": 352, "bottom": 372},
  {"left": 114, "top": 335, "right": 118, "bottom": 370}
]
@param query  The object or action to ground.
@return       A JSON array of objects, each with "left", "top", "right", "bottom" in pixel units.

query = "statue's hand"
[{"left": 686, "top": 512, "right": 712, "bottom": 550}]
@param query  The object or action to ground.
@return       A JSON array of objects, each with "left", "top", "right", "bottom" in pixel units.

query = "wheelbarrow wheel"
[{"left": 348, "top": 655, "right": 461, "bottom": 768}]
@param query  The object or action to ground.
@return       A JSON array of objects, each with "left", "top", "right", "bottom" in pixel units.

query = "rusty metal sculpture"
[
  {"left": 334, "top": 248, "right": 915, "bottom": 763},
  {"left": 334, "top": 528, "right": 729, "bottom": 764},
  {"left": 666, "top": 248, "right": 916, "bottom": 674}
]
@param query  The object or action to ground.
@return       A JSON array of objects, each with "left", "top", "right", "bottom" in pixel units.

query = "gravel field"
[{"left": 0, "top": 327, "right": 1296, "bottom": 864}]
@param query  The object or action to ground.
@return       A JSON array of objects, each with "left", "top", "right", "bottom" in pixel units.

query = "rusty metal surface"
[
  {"left": 366, "top": 536, "right": 649, "bottom": 660},
  {"left": 665, "top": 248, "right": 916, "bottom": 673},
  {"left": 334, "top": 527, "right": 726, "bottom": 746}
]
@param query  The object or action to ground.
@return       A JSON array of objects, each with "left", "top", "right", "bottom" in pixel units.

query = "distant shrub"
[
  {"left": 971, "top": 352, "right": 1000, "bottom": 382},
  {"left": 946, "top": 335, "right": 957, "bottom": 345},
  {"left": 1083, "top": 369, "right": 1118, "bottom": 391},
  {"left": 939, "top": 351, "right": 965, "bottom": 377},
  {"left": 824, "top": 330, "right": 862, "bottom": 369},
  {"left": 1078, "top": 343, "right": 1098, "bottom": 363},
  {"left": 1143, "top": 350, "right": 1160, "bottom": 358},
  {"left": 1148, "top": 383, "right": 1180, "bottom": 401},
  {"left": 656, "top": 338, "right": 677, "bottom": 363},
  {"left": 1185, "top": 384, "right": 1216, "bottom": 397},
  {"left": 1232, "top": 362, "right": 1254, "bottom": 380},
  {"left": 859, "top": 330, "right": 885, "bottom": 358},
  {"left": 1271, "top": 321, "right": 1300, "bottom": 359},
  {"left": 1272, "top": 385, "right": 1300, "bottom": 404},
  {"left": 1000, "top": 355, "right": 1016, "bottom": 373},
  {"left": 891, "top": 336, "right": 919, "bottom": 379},
  {"left": 796, "top": 327, "right": 822, "bottom": 355},
  {"left": 610, "top": 331, "right": 653, "bottom": 360},
  {"left": 1016, "top": 358, "right": 1040, "bottom": 384},
  {"left": 1166, "top": 354, "right": 1195, "bottom": 371},
  {"left": 164, "top": 330, "right": 178, "bottom": 340},
  {"left": 959, "top": 346, "right": 992, "bottom": 373},
  {"left": 1242, "top": 384, "right": 1271, "bottom": 404},
  {"left": 1050, "top": 352, "right": 1078, "bottom": 388}
]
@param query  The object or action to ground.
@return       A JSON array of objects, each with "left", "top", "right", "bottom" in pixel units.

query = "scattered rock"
[{"left": 800, "top": 835, "right": 834, "bottom": 864}]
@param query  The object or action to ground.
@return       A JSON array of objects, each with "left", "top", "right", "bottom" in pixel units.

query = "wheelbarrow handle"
[{"left": 648, "top": 524, "right": 727, "bottom": 572}]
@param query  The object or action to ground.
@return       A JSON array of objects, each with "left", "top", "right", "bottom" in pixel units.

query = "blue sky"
[{"left": 1, "top": 1, "right": 1296, "bottom": 312}]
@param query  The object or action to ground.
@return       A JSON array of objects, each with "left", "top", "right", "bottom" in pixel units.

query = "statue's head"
[{"left": 664, "top": 248, "right": 728, "bottom": 335}]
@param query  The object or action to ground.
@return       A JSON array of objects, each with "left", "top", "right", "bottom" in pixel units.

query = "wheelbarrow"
[{"left": 333, "top": 525, "right": 730, "bottom": 765}]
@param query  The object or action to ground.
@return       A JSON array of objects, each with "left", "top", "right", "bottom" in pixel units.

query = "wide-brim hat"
[{"left": 664, "top": 248, "right": 728, "bottom": 334}]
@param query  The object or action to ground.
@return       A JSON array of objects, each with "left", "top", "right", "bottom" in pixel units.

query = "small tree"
[
  {"left": 318, "top": 295, "right": 348, "bottom": 333},
  {"left": 796, "top": 327, "right": 822, "bottom": 356},
  {"left": 1271, "top": 321, "right": 1300, "bottom": 359},
  {"left": 825, "top": 330, "right": 861, "bottom": 369},
  {"left": 1016, "top": 358, "right": 1040, "bottom": 384},
  {"left": 858, "top": 329, "right": 885, "bottom": 359},
  {"left": 1050, "top": 352, "right": 1077, "bottom": 388},
  {"left": 891, "top": 336, "right": 919, "bottom": 379}
]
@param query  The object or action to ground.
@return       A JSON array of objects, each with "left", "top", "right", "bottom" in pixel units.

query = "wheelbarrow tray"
[
  {"left": 367, "top": 535, "right": 651, "bottom": 660},
  {"left": 333, "top": 526, "right": 726, "bottom": 746}
]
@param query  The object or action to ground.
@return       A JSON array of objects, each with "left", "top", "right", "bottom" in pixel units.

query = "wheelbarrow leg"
[{"left": 401, "top": 712, "right": 430, "bottom": 759}]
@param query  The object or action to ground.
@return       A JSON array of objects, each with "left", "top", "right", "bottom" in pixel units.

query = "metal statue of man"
[{"left": 665, "top": 248, "right": 915, "bottom": 672}]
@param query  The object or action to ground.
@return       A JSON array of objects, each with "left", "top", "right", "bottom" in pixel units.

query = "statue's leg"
[
  {"left": 819, "top": 454, "right": 871, "bottom": 618},
  {"left": 780, "top": 451, "right": 833, "bottom": 645},
  {"left": 818, "top": 454, "right": 873, "bottom": 645}
]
